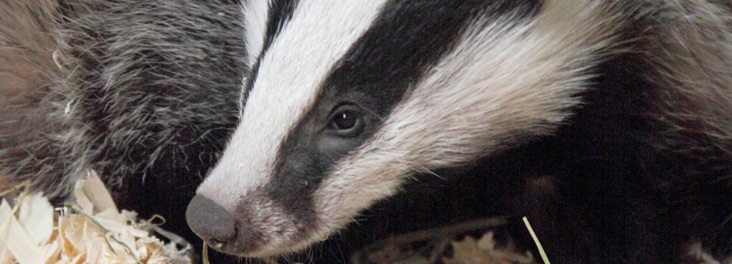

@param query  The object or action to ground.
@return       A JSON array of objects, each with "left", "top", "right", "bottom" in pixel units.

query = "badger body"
[
  {"left": 0, "top": 0, "right": 246, "bottom": 250},
  {"left": 185, "top": 0, "right": 732, "bottom": 263}
]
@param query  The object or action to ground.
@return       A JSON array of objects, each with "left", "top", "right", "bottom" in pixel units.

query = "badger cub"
[{"left": 184, "top": 0, "right": 732, "bottom": 263}]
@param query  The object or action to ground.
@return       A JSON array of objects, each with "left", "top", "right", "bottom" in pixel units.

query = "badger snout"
[
  {"left": 186, "top": 195, "right": 237, "bottom": 250},
  {"left": 186, "top": 190, "right": 313, "bottom": 257}
]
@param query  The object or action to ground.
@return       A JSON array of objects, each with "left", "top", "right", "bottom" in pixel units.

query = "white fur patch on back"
[
  {"left": 199, "top": 0, "right": 390, "bottom": 211},
  {"left": 312, "top": 0, "right": 625, "bottom": 241}
]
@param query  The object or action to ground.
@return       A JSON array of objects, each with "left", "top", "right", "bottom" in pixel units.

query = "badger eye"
[
  {"left": 328, "top": 105, "right": 363, "bottom": 136},
  {"left": 332, "top": 111, "right": 358, "bottom": 129}
]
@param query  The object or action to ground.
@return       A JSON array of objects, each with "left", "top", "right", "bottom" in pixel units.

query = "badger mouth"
[{"left": 186, "top": 193, "right": 329, "bottom": 258}]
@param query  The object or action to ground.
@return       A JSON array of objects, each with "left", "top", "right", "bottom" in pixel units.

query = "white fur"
[
  {"left": 312, "top": 0, "right": 625, "bottom": 242},
  {"left": 242, "top": 0, "right": 270, "bottom": 68},
  {"left": 241, "top": 198, "right": 302, "bottom": 257},
  {"left": 198, "top": 0, "right": 389, "bottom": 222}
]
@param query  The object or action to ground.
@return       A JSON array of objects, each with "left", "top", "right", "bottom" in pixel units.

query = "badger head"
[{"left": 186, "top": 0, "right": 620, "bottom": 258}]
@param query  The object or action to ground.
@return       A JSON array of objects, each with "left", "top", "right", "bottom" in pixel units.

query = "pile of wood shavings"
[
  {"left": 350, "top": 217, "right": 535, "bottom": 264},
  {"left": 443, "top": 232, "right": 534, "bottom": 264},
  {"left": 0, "top": 171, "right": 193, "bottom": 264}
]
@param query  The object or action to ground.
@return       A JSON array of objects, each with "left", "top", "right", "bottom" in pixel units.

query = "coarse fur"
[
  {"left": 0, "top": 0, "right": 59, "bottom": 118},
  {"left": 3, "top": 0, "right": 732, "bottom": 263},
  {"left": 0, "top": 0, "right": 247, "bottom": 254},
  {"left": 189, "top": 0, "right": 732, "bottom": 263}
]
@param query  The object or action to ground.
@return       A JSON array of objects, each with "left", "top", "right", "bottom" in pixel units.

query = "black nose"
[{"left": 186, "top": 195, "right": 237, "bottom": 248}]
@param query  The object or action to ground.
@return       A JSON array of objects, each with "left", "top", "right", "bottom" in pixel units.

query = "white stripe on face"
[
  {"left": 313, "top": 0, "right": 623, "bottom": 238},
  {"left": 242, "top": 0, "right": 270, "bottom": 68},
  {"left": 199, "top": 0, "right": 390, "bottom": 211}
]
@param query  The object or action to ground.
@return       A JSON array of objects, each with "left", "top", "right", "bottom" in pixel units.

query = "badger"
[
  {"left": 0, "top": 0, "right": 246, "bottom": 251},
  {"left": 184, "top": 0, "right": 732, "bottom": 263}
]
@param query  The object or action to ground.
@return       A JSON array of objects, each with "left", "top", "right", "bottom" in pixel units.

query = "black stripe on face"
[
  {"left": 265, "top": 1, "right": 542, "bottom": 229},
  {"left": 243, "top": 0, "right": 299, "bottom": 98}
]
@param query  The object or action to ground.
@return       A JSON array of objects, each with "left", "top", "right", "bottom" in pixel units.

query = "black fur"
[
  {"left": 244, "top": 0, "right": 299, "bottom": 97},
  {"left": 492, "top": 2, "right": 732, "bottom": 262},
  {"left": 264, "top": 0, "right": 543, "bottom": 234},
  {"left": 236, "top": 1, "right": 732, "bottom": 262},
  {"left": 3, "top": 1, "right": 732, "bottom": 263}
]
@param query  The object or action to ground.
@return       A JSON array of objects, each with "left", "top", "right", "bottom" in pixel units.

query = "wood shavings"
[
  {"left": 443, "top": 233, "right": 533, "bottom": 264},
  {"left": 351, "top": 217, "right": 537, "bottom": 264},
  {"left": 0, "top": 171, "right": 193, "bottom": 264}
]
